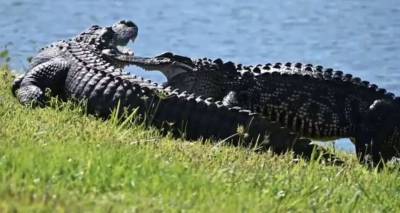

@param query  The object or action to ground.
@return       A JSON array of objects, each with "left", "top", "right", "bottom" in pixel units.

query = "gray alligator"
[
  {"left": 12, "top": 21, "right": 307, "bottom": 153},
  {"left": 132, "top": 52, "right": 400, "bottom": 164}
]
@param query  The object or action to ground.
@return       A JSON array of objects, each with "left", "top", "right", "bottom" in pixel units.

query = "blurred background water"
[{"left": 1, "top": 0, "right": 399, "bottom": 152}]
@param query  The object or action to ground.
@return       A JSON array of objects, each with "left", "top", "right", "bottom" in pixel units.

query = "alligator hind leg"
[
  {"left": 222, "top": 90, "right": 342, "bottom": 162},
  {"left": 253, "top": 121, "right": 343, "bottom": 163},
  {"left": 14, "top": 58, "right": 70, "bottom": 106},
  {"left": 289, "top": 138, "right": 344, "bottom": 164}
]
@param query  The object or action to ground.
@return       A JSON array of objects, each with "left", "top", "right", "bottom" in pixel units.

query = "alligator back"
[{"left": 237, "top": 63, "right": 394, "bottom": 139}]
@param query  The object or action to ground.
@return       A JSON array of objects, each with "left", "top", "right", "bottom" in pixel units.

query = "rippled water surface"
[{"left": 1, "top": 0, "right": 400, "bottom": 151}]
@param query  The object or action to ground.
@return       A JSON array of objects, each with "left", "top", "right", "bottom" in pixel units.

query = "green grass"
[{"left": 1, "top": 65, "right": 400, "bottom": 212}]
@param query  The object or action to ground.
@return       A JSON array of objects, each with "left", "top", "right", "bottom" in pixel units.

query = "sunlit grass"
[{"left": 1, "top": 66, "right": 400, "bottom": 212}]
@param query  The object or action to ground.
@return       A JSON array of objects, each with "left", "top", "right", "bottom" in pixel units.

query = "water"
[{"left": 1, "top": 0, "right": 400, "bottom": 152}]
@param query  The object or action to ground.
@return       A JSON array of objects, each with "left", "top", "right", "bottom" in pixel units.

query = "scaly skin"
[
  {"left": 12, "top": 21, "right": 303, "bottom": 153},
  {"left": 133, "top": 52, "right": 400, "bottom": 164}
]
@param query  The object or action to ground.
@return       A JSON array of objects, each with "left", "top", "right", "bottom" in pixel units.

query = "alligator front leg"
[{"left": 13, "top": 58, "right": 69, "bottom": 106}]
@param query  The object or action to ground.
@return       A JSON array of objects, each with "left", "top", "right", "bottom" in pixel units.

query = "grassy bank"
[{"left": 1, "top": 64, "right": 400, "bottom": 212}]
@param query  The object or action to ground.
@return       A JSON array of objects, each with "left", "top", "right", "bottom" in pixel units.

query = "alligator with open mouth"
[{"left": 12, "top": 21, "right": 307, "bottom": 154}]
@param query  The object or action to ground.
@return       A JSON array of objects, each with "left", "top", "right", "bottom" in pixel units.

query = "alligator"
[
  {"left": 12, "top": 21, "right": 310, "bottom": 154},
  {"left": 130, "top": 52, "right": 400, "bottom": 164}
]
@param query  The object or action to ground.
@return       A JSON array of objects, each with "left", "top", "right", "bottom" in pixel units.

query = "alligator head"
[
  {"left": 74, "top": 20, "right": 139, "bottom": 68},
  {"left": 128, "top": 52, "right": 242, "bottom": 100},
  {"left": 74, "top": 20, "right": 173, "bottom": 69},
  {"left": 124, "top": 52, "right": 196, "bottom": 80},
  {"left": 91, "top": 23, "right": 179, "bottom": 70}
]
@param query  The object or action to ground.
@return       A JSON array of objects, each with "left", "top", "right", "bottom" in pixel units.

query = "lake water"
[{"left": 1, "top": 0, "right": 400, "bottom": 152}]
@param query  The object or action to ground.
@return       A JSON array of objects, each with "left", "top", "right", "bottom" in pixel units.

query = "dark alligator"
[
  {"left": 12, "top": 21, "right": 307, "bottom": 153},
  {"left": 131, "top": 52, "right": 400, "bottom": 164}
]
